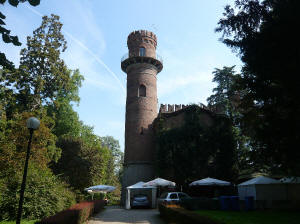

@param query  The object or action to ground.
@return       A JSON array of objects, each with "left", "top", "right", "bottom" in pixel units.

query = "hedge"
[
  {"left": 159, "top": 204, "right": 224, "bottom": 224},
  {"left": 180, "top": 197, "right": 220, "bottom": 211},
  {"left": 35, "top": 200, "right": 105, "bottom": 224}
]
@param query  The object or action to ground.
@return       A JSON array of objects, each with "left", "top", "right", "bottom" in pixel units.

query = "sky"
[{"left": 1, "top": 0, "right": 242, "bottom": 151}]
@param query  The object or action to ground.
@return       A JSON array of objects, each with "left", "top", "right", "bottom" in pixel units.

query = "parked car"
[
  {"left": 131, "top": 194, "right": 150, "bottom": 208},
  {"left": 157, "top": 192, "right": 191, "bottom": 205}
]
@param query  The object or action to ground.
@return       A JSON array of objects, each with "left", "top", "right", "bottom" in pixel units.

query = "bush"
[
  {"left": 0, "top": 163, "right": 76, "bottom": 221},
  {"left": 159, "top": 204, "right": 224, "bottom": 224},
  {"left": 180, "top": 197, "right": 220, "bottom": 211},
  {"left": 36, "top": 200, "right": 105, "bottom": 224}
]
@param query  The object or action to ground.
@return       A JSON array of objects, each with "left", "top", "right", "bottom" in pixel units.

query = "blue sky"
[{"left": 1, "top": 0, "right": 242, "bottom": 151}]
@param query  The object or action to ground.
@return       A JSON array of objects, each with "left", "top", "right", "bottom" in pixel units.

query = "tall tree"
[
  {"left": 216, "top": 0, "right": 300, "bottom": 175},
  {"left": 52, "top": 126, "right": 111, "bottom": 192},
  {"left": 15, "top": 14, "right": 84, "bottom": 111},
  {"left": 207, "top": 66, "right": 251, "bottom": 172},
  {"left": 207, "top": 66, "right": 239, "bottom": 120},
  {"left": 101, "top": 136, "right": 123, "bottom": 174},
  {"left": 100, "top": 136, "right": 123, "bottom": 197}
]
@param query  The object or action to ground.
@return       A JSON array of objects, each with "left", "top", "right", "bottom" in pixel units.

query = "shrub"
[
  {"left": 180, "top": 197, "right": 220, "bottom": 211},
  {"left": 159, "top": 204, "right": 224, "bottom": 224},
  {"left": 0, "top": 163, "right": 76, "bottom": 221},
  {"left": 36, "top": 200, "right": 105, "bottom": 224}
]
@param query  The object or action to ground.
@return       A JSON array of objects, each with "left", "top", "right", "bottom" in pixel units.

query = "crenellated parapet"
[
  {"left": 127, "top": 30, "right": 157, "bottom": 49},
  {"left": 159, "top": 104, "right": 187, "bottom": 113},
  {"left": 121, "top": 30, "right": 163, "bottom": 73},
  {"left": 159, "top": 102, "right": 227, "bottom": 115}
]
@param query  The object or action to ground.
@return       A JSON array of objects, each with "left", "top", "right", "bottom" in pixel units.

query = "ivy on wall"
[{"left": 154, "top": 105, "right": 237, "bottom": 187}]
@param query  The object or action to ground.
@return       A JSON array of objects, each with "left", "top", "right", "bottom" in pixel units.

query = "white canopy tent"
[
  {"left": 126, "top": 181, "right": 157, "bottom": 209},
  {"left": 189, "top": 177, "right": 231, "bottom": 186},
  {"left": 238, "top": 176, "right": 282, "bottom": 200},
  {"left": 84, "top": 185, "right": 116, "bottom": 200},
  {"left": 143, "top": 178, "right": 176, "bottom": 187}
]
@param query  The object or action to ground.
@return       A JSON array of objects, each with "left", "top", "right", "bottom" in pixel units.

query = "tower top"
[
  {"left": 127, "top": 30, "right": 157, "bottom": 49},
  {"left": 121, "top": 30, "right": 162, "bottom": 73}
]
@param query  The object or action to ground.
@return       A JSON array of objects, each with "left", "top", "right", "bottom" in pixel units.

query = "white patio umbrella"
[
  {"left": 143, "top": 177, "right": 176, "bottom": 187},
  {"left": 84, "top": 185, "right": 116, "bottom": 200},
  {"left": 189, "top": 177, "right": 231, "bottom": 186}
]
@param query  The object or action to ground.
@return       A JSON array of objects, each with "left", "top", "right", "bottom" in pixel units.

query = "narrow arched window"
[
  {"left": 140, "top": 127, "right": 144, "bottom": 135},
  {"left": 138, "top": 84, "right": 146, "bottom": 97},
  {"left": 139, "top": 47, "right": 146, "bottom": 56}
]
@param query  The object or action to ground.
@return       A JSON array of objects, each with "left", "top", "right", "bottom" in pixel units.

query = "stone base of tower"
[{"left": 121, "top": 162, "right": 154, "bottom": 206}]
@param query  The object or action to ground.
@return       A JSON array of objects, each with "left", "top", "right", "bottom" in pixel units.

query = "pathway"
[{"left": 88, "top": 206, "right": 165, "bottom": 224}]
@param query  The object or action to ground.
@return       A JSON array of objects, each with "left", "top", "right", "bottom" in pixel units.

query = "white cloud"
[{"left": 67, "top": 1, "right": 106, "bottom": 54}]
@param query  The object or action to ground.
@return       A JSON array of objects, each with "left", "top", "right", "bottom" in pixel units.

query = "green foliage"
[
  {"left": 155, "top": 105, "right": 237, "bottom": 186},
  {"left": 216, "top": 0, "right": 300, "bottom": 175},
  {"left": 0, "top": 220, "right": 36, "bottom": 224},
  {"left": 196, "top": 210, "right": 300, "bottom": 224},
  {"left": 14, "top": 14, "right": 82, "bottom": 111},
  {"left": 0, "top": 12, "right": 122, "bottom": 222},
  {"left": 207, "top": 66, "right": 239, "bottom": 120},
  {"left": 100, "top": 136, "right": 123, "bottom": 200},
  {"left": 0, "top": 163, "right": 76, "bottom": 221},
  {"left": 50, "top": 102, "right": 82, "bottom": 138},
  {"left": 207, "top": 66, "right": 251, "bottom": 172},
  {"left": 0, "top": 111, "right": 60, "bottom": 174},
  {"left": 159, "top": 204, "right": 222, "bottom": 224},
  {"left": 101, "top": 136, "right": 124, "bottom": 176},
  {"left": 51, "top": 131, "right": 113, "bottom": 192}
]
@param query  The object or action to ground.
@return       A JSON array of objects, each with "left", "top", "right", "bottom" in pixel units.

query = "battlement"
[
  {"left": 159, "top": 104, "right": 188, "bottom": 113},
  {"left": 159, "top": 103, "right": 226, "bottom": 115},
  {"left": 127, "top": 30, "right": 157, "bottom": 49}
]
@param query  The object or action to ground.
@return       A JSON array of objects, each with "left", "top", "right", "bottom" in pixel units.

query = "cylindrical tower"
[{"left": 121, "top": 30, "right": 163, "bottom": 204}]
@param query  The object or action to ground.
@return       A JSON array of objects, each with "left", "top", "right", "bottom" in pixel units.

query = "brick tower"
[{"left": 121, "top": 30, "right": 163, "bottom": 203}]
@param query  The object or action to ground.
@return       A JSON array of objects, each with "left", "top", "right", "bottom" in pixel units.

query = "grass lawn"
[
  {"left": 196, "top": 210, "right": 300, "bottom": 224},
  {"left": 0, "top": 220, "right": 36, "bottom": 224}
]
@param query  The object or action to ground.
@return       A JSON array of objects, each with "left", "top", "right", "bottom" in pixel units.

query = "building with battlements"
[{"left": 120, "top": 30, "right": 222, "bottom": 204}]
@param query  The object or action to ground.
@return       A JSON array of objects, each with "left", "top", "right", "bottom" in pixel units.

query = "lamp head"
[{"left": 26, "top": 117, "right": 40, "bottom": 130}]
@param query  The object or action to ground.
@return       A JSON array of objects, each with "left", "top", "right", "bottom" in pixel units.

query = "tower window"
[
  {"left": 138, "top": 84, "right": 146, "bottom": 97},
  {"left": 139, "top": 47, "right": 146, "bottom": 56},
  {"left": 140, "top": 127, "right": 144, "bottom": 135}
]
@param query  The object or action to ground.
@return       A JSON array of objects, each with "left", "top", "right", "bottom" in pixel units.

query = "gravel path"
[{"left": 88, "top": 206, "right": 166, "bottom": 224}]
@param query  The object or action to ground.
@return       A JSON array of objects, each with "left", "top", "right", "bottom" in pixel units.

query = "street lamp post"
[{"left": 16, "top": 117, "right": 40, "bottom": 224}]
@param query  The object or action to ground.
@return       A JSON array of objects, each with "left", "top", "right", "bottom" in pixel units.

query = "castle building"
[
  {"left": 120, "top": 30, "right": 225, "bottom": 204},
  {"left": 121, "top": 30, "right": 163, "bottom": 203}
]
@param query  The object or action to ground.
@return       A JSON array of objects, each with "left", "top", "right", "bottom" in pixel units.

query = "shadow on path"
[{"left": 88, "top": 206, "right": 165, "bottom": 224}]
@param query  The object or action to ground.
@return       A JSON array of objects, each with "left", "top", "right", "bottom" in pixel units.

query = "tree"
[
  {"left": 100, "top": 136, "right": 123, "bottom": 201},
  {"left": 101, "top": 136, "right": 123, "bottom": 175},
  {"left": 14, "top": 14, "right": 84, "bottom": 111},
  {"left": 207, "top": 66, "right": 239, "bottom": 120},
  {"left": 0, "top": 0, "right": 40, "bottom": 69},
  {"left": 207, "top": 66, "right": 251, "bottom": 172},
  {"left": 0, "top": 13, "right": 86, "bottom": 220},
  {"left": 0, "top": 163, "right": 75, "bottom": 220},
  {"left": 46, "top": 68, "right": 84, "bottom": 138},
  {"left": 0, "top": 111, "right": 60, "bottom": 172},
  {"left": 216, "top": 0, "right": 300, "bottom": 175},
  {"left": 51, "top": 126, "right": 112, "bottom": 192},
  {"left": 0, "top": 111, "right": 77, "bottom": 221}
]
